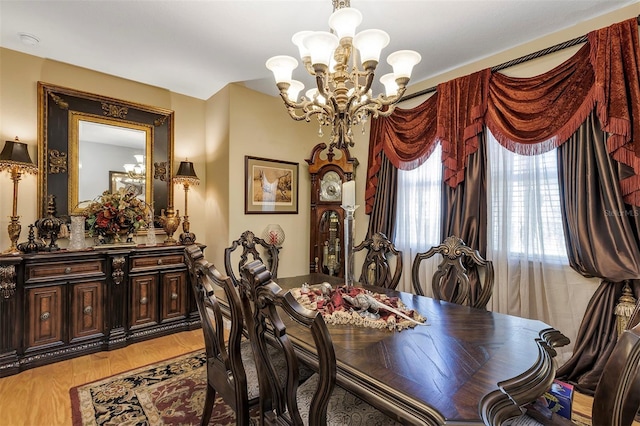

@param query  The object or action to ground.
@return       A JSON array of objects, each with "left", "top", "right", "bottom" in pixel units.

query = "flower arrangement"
[{"left": 84, "top": 189, "right": 150, "bottom": 243}]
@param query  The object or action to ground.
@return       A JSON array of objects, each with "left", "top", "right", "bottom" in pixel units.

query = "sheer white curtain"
[
  {"left": 395, "top": 144, "right": 442, "bottom": 294},
  {"left": 486, "top": 132, "right": 599, "bottom": 363}
]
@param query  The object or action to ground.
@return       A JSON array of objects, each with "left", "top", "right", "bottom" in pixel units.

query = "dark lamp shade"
[
  {"left": 176, "top": 161, "right": 198, "bottom": 179},
  {"left": 174, "top": 161, "right": 200, "bottom": 185},
  {"left": 0, "top": 140, "right": 35, "bottom": 165}
]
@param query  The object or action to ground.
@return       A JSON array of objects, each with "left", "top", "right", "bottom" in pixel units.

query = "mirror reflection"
[{"left": 74, "top": 118, "right": 151, "bottom": 210}]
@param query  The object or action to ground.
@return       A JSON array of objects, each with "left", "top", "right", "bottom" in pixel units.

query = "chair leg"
[{"left": 201, "top": 383, "right": 216, "bottom": 426}]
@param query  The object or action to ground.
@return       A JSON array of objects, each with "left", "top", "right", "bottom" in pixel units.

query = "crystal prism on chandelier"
[{"left": 266, "top": 0, "right": 421, "bottom": 153}]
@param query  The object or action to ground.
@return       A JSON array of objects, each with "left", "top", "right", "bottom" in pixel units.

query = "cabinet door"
[
  {"left": 26, "top": 286, "right": 63, "bottom": 350},
  {"left": 160, "top": 271, "right": 186, "bottom": 322},
  {"left": 71, "top": 281, "right": 104, "bottom": 341},
  {"left": 130, "top": 275, "right": 158, "bottom": 328}
]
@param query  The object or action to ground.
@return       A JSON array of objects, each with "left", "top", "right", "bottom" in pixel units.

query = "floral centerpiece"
[{"left": 84, "top": 189, "right": 150, "bottom": 244}]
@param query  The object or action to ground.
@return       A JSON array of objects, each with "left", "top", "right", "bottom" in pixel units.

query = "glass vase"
[
  {"left": 68, "top": 215, "right": 86, "bottom": 250},
  {"left": 145, "top": 214, "right": 157, "bottom": 246}
]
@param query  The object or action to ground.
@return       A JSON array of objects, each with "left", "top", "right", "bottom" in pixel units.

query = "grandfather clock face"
[{"left": 319, "top": 171, "right": 342, "bottom": 202}]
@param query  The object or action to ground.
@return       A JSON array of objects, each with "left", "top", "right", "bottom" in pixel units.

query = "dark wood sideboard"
[{"left": 0, "top": 244, "right": 202, "bottom": 377}]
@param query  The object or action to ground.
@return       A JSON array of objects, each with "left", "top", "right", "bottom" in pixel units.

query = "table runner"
[{"left": 291, "top": 283, "right": 427, "bottom": 331}]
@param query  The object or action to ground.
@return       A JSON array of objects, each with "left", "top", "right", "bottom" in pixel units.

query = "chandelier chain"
[{"left": 332, "top": 0, "right": 350, "bottom": 11}]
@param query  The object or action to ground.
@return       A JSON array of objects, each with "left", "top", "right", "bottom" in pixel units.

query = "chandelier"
[{"left": 266, "top": 0, "right": 421, "bottom": 152}]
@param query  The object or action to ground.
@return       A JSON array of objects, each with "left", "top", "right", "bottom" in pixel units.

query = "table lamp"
[
  {"left": 0, "top": 137, "right": 38, "bottom": 254},
  {"left": 173, "top": 160, "right": 200, "bottom": 245}
]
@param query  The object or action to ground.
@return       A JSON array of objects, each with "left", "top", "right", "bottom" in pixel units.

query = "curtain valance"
[{"left": 365, "top": 17, "right": 640, "bottom": 213}]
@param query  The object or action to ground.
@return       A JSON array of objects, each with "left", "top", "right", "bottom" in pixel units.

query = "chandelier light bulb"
[
  {"left": 287, "top": 80, "right": 305, "bottom": 101},
  {"left": 266, "top": 55, "right": 299, "bottom": 83},
  {"left": 306, "top": 89, "right": 327, "bottom": 105},
  {"left": 387, "top": 50, "right": 422, "bottom": 79},
  {"left": 353, "top": 29, "right": 390, "bottom": 64},
  {"left": 380, "top": 73, "right": 399, "bottom": 96},
  {"left": 328, "top": 7, "right": 362, "bottom": 40},
  {"left": 303, "top": 31, "right": 339, "bottom": 67},
  {"left": 292, "top": 31, "right": 313, "bottom": 59}
]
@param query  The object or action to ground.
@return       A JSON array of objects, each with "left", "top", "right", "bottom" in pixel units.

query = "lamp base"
[{"left": 3, "top": 216, "right": 21, "bottom": 255}]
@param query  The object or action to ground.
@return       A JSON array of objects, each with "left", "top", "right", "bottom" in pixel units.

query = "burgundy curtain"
[
  {"left": 366, "top": 94, "right": 438, "bottom": 214},
  {"left": 366, "top": 17, "right": 640, "bottom": 208},
  {"left": 590, "top": 18, "right": 640, "bottom": 205},
  {"left": 485, "top": 43, "right": 595, "bottom": 153}
]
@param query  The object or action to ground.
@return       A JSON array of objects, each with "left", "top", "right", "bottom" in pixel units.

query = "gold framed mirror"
[{"left": 37, "top": 82, "right": 174, "bottom": 220}]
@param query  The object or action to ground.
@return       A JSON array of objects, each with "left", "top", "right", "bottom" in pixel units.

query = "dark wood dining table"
[
  {"left": 214, "top": 269, "right": 568, "bottom": 425},
  {"left": 266, "top": 273, "right": 569, "bottom": 426}
]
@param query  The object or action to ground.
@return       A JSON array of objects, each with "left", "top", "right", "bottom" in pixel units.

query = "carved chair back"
[
  {"left": 185, "top": 245, "right": 251, "bottom": 426},
  {"left": 592, "top": 323, "right": 640, "bottom": 426},
  {"left": 225, "top": 230, "right": 280, "bottom": 287},
  {"left": 239, "top": 260, "right": 336, "bottom": 426},
  {"left": 412, "top": 235, "right": 494, "bottom": 309},
  {"left": 353, "top": 232, "right": 403, "bottom": 289},
  {"left": 626, "top": 297, "right": 640, "bottom": 331}
]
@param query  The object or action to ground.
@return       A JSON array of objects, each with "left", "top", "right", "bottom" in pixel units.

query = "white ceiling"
[{"left": 1, "top": 0, "right": 638, "bottom": 101}]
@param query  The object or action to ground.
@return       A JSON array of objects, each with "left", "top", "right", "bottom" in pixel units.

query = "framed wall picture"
[{"left": 245, "top": 156, "right": 298, "bottom": 214}]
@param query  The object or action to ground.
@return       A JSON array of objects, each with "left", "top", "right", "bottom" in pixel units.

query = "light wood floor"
[
  {"left": 0, "top": 329, "right": 598, "bottom": 426},
  {"left": 0, "top": 330, "right": 204, "bottom": 426}
]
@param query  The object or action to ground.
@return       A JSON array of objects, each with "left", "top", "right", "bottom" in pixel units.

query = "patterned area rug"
[{"left": 70, "top": 350, "right": 254, "bottom": 426}]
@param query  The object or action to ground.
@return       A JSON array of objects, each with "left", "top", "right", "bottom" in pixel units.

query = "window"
[
  {"left": 395, "top": 144, "right": 442, "bottom": 251},
  {"left": 394, "top": 133, "right": 568, "bottom": 262},
  {"left": 487, "top": 132, "right": 568, "bottom": 262}
]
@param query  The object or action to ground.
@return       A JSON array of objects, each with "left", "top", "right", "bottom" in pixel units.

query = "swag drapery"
[{"left": 365, "top": 18, "right": 640, "bottom": 393}]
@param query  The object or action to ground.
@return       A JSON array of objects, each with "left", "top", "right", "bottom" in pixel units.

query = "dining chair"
[
  {"left": 185, "top": 244, "right": 254, "bottom": 425},
  {"left": 509, "top": 323, "right": 640, "bottom": 426},
  {"left": 238, "top": 259, "right": 402, "bottom": 426},
  {"left": 412, "top": 235, "right": 494, "bottom": 309},
  {"left": 225, "top": 230, "right": 280, "bottom": 287},
  {"left": 626, "top": 297, "right": 640, "bottom": 331},
  {"left": 353, "top": 231, "right": 403, "bottom": 289}
]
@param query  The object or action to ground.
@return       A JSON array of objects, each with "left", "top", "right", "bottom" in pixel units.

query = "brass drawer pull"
[
  {"left": 84, "top": 306, "right": 93, "bottom": 315},
  {"left": 157, "top": 259, "right": 163, "bottom": 265},
  {"left": 171, "top": 293, "right": 178, "bottom": 300},
  {"left": 40, "top": 311, "right": 50, "bottom": 321},
  {"left": 64, "top": 267, "right": 72, "bottom": 274},
  {"left": 140, "top": 297, "right": 148, "bottom": 305}
]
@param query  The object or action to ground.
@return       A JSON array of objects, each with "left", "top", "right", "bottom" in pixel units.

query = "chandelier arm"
[
  {"left": 360, "top": 70, "right": 376, "bottom": 97},
  {"left": 286, "top": 107, "right": 330, "bottom": 122},
  {"left": 316, "top": 70, "right": 337, "bottom": 105},
  {"left": 280, "top": 92, "right": 332, "bottom": 115}
]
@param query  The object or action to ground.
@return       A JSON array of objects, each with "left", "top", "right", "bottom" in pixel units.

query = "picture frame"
[{"left": 245, "top": 156, "right": 298, "bottom": 214}]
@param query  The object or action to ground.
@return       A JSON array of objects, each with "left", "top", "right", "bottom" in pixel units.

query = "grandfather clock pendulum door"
[{"left": 306, "top": 143, "right": 358, "bottom": 276}]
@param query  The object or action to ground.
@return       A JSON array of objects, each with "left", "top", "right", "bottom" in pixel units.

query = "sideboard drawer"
[
  {"left": 130, "top": 254, "right": 184, "bottom": 271},
  {"left": 26, "top": 259, "right": 104, "bottom": 282}
]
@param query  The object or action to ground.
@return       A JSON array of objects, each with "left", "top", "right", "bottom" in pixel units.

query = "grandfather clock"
[{"left": 306, "top": 143, "right": 358, "bottom": 276}]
